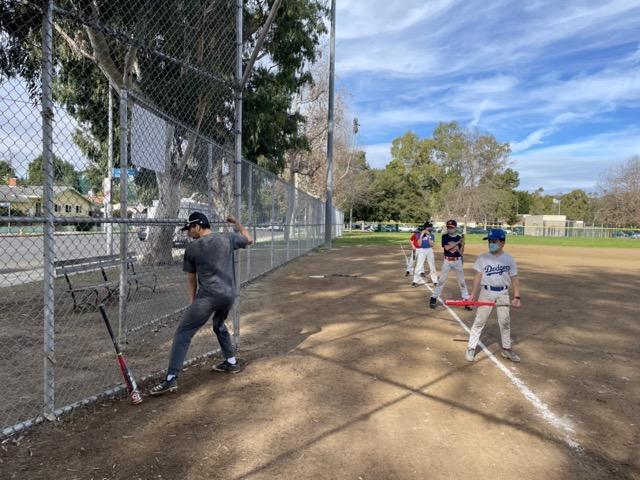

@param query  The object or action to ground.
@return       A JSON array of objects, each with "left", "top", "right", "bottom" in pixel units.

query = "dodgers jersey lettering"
[{"left": 473, "top": 252, "right": 518, "bottom": 288}]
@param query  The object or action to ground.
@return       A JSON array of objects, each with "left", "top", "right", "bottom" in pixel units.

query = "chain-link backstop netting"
[{"left": 0, "top": 0, "right": 342, "bottom": 436}]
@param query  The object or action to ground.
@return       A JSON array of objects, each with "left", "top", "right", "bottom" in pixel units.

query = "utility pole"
[
  {"left": 349, "top": 117, "right": 359, "bottom": 231},
  {"left": 324, "top": 0, "right": 336, "bottom": 247}
]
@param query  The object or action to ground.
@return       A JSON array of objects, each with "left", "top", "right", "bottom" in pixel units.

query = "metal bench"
[
  {"left": 126, "top": 253, "right": 158, "bottom": 296},
  {"left": 54, "top": 253, "right": 157, "bottom": 311}
]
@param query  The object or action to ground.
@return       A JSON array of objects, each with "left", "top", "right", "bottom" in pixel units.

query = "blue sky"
[
  {"left": 334, "top": 0, "right": 640, "bottom": 193},
  {"left": 1, "top": 79, "right": 89, "bottom": 178}
]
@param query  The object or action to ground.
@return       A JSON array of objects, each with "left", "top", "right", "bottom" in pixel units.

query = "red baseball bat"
[
  {"left": 445, "top": 300, "right": 510, "bottom": 307},
  {"left": 99, "top": 305, "right": 143, "bottom": 405}
]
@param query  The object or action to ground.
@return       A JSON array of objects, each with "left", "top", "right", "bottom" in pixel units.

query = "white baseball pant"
[
  {"left": 406, "top": 249, "right": 417, "bottom": 274},
  {"left": 413, "top": 248, "right": 437, "bottom": 284},
  {"left": 432, "top": 257, "right": 469, "bottom": 299},
  {"left": 467, "top": 288, "right": 512, "bottom": 350}
]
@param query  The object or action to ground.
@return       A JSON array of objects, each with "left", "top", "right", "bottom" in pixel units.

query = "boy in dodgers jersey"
[{"left": 465, "top": 228, "right": 522, "bottom": 363}]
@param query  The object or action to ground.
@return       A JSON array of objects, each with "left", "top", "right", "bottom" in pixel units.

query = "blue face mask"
[{"left": 488, "top": 242, "right": 501, "bottom": 253}]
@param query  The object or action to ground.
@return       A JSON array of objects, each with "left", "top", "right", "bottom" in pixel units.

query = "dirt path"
[{"left": 1, "top": 244, "right": 638, "bottom": 479}]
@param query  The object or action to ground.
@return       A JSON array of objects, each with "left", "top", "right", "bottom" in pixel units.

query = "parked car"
[
  {"left": 398, "top": 225, "right": 413, "bottom": 232},
  {"left": 137, "top": 226, "right": 188, "bottom": 248}
]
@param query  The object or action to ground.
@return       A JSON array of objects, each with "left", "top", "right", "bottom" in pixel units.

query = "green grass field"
[{"left": 335, "top": 231, "right": 640, "bottom": 248}]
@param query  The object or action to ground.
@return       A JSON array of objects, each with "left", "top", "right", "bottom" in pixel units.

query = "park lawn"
[{"left": 335, "top": 231, "right": 640, "bottom": 248}]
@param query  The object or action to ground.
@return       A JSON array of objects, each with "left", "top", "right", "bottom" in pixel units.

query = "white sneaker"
[{"left": 465, "top": 348, "right": 475, "bottom": 362}]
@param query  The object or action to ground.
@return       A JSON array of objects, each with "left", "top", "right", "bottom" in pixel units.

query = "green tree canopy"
[
  {"left": 560, "top": 189, "right": 595, "bottom": 222},
  {"left": 359, "top": 124, "right": 519, "bottom": 223},
  {"left": 0, "top": 160, "right": 16, "bottom": 183},
  {"left": 26, "top": 155, "right": 80, "bottom": 190}
]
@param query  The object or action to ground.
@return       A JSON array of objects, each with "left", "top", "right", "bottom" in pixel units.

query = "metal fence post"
[
  {"left": 270, "top": 186, "right": 275, "bottom": 268},
  {"left": 105, "top": 86, "right": 114, "bottom": 256},
  {"left": 247, "top": 164, "right": 253, "bottom": 279},
  {"left": 41, "top": 0, "right": 56, "bottom": 421},
  {"left": 118, "top": 89, "right": 129, "bottom": 344},
  {"left": 286, "top": 184, "right": 291, "bottom": 262},
  {"left": 304, "top": 199, "right": 311, "bottom": 251},
  {"left": 232, "top": 0, "right": 243, "bottom": 348},
  {"left": 207, "top": 143, "right": 214, "bottom": 215}
]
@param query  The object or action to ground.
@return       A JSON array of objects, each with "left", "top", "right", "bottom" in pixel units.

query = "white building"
[{"left": 523, "top": 215, "right": 567, "bottom": 236}]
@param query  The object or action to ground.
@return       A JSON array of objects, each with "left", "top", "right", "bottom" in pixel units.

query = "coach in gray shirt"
[{"left": 151, "top": 212, "right": 252, "bottom": 395}]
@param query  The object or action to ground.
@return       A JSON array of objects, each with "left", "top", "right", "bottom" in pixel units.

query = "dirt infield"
[{"left": 1, "top": 243, "right": 639, "bottom": 479}]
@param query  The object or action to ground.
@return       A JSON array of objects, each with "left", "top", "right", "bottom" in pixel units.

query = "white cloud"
[
  {"left": 336, "top": 0, "right": 640, "bottom": 77},
  {"left": 531, "top": 69, "right": 640, "bottom": 107},
  {"left": 510, "top": 127, "right": 555, "bottom": 153},
  {"left": 336, "top": 0, "right": 458, "bottom": 41},
  {"left": 512, "top": 127, "right": 640, "bottom": 191},
  {"left": 468, "top": 99, "right": 489, "bottom": 128},
  {"left": 509, "top": 112, "right": 597, "bottom": 153},
  {"left": 362, "top": 143, "right": 391, "bottom": 169}
]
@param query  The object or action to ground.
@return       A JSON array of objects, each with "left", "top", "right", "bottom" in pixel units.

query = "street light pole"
[{"left": 324, "top": 0, "right": 336, "bottom": 247}]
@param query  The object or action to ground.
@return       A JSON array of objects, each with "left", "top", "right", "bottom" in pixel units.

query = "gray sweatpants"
[
  {"left": 167, "top": 296, "right": 234, "bottom": 377},
  {"left": 432, "top": 257, "right": 469, "bottom": 299}
]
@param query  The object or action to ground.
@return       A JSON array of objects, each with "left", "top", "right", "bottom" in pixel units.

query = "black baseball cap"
[
  {"left": 446, "top": 219, "right": 457, "bottom": 227},
  {"left": 180, "top": 212, "right": 210, "bottom": 231}
]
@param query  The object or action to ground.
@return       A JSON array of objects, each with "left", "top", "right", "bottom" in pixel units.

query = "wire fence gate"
[{"left": 0, "top": 1, "right": 343, "bottom": 437}]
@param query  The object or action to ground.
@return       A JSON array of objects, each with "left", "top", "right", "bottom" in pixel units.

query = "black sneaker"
[
  {"left": 464, "top": 306, "right": 473, "bottom": 311},
  {"left": 411, "top": 282, "right": 417, "bottom": 288},
  {"left": 429, "top": 297, "right": 437, "bottom": 309},
  {"left": 150, "top": 378, "right": 177, "bottom": 396},
  {"left": 405, "top": 271, "right": 410, "bottom": 277},
  {"left": 420, "top": 272, "right": 426, "bottom": 277},
  {"left": 212, "top": 360, "right": 241, "bottom": 373}
]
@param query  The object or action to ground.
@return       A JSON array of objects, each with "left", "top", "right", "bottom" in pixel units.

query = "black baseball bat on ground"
[{"left": 98, "top": 305, "right": 143, "bottom": 405}]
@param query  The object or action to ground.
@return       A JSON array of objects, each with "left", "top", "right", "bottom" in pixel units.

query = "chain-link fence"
[
  {"left": 522, "top": 220, "right": 640, "bottom": 238},
  {"left": 0, "top": 0, "right": 342, "bottom": 437}
]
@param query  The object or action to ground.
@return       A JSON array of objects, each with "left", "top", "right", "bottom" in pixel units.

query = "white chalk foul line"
[{"left": 414, "top": 264, "right": 582, "bottom": 451}]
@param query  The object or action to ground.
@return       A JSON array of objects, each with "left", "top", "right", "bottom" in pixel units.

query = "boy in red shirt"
[{"left": 406, "top": 227, "right": 421, "bottom": 276}]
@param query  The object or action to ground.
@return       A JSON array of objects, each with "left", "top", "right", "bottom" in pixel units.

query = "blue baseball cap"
[{"left": 483, "top": 228, "right": 506, "bottom": 241}]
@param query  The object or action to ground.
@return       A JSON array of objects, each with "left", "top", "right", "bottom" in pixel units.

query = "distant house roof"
[
  {"left": 0, "top": 186, "right": 31, "bottom": 203},
  {"left": 0, "top": 185, "right": 88, "bottom": 203}
]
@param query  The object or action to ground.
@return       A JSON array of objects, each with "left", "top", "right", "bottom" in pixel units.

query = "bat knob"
[{"left": 130, "top": 390, "right": 143, "bottom": 405}]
